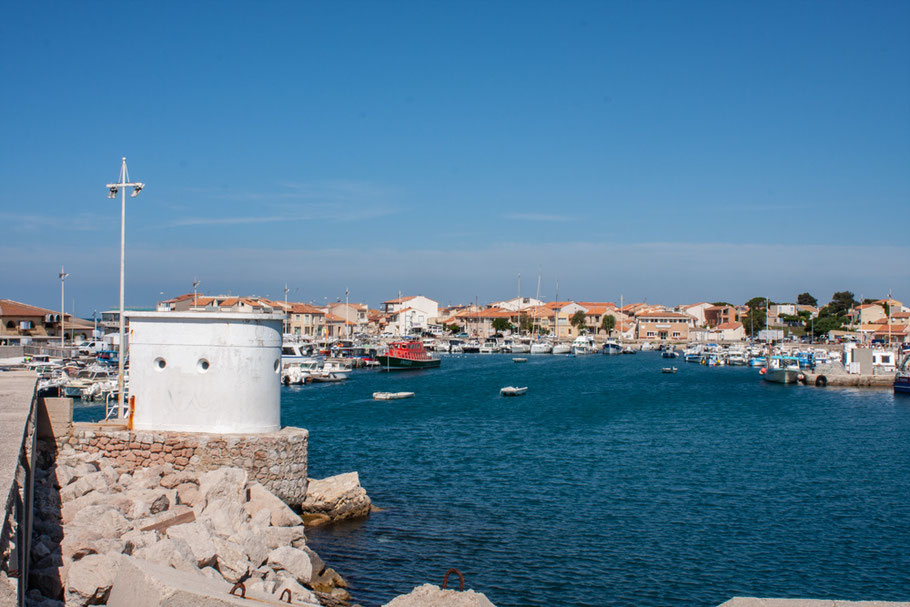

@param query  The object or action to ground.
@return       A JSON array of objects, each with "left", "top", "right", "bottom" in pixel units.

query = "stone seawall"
[
  {"left": 62, "top": 426, "right": 308, "bottom": 507},
  {"left": 0, "top": 371, "right": 38, "bottom": 607}
]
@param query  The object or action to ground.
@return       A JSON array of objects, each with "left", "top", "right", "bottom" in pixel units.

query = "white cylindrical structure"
[{"left": 126, "top": 311, "right": 284, "bottom": 433}]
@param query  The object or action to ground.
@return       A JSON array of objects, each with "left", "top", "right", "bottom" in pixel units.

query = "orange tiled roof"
[
  {"left": 0, "top": 299, "right": 59, "bottom": 317},
  {"left": 716, "top": 321, "right": 743, "bottom": 330},
  {"left": 384, "top": 295, "right": 418, "bottom": 304}
]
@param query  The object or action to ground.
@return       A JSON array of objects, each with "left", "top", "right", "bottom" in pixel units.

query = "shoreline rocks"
[{"left": 27, "top": 440, "right": 354, "bottom": 607}]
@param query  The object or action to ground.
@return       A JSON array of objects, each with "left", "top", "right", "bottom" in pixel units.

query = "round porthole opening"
[
  {"left": 197, "top": 359, "right": 210, "bottom": 373},
  {"left": 154, "top": 357, "right": 166, "bottom": 370}
]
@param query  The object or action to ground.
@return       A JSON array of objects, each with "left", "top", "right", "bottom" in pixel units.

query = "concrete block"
[
  {"left": 37, "top": 397, "right": 73, "bottom": 440},
  {"left": 108, "top": 556, "right": 302, "bottom": 607}
]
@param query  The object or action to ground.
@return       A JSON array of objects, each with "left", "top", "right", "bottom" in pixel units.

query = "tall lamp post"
[
  {"left": 106, "top": 157, "right": 144, "bottom": 420},
  {"left": 59, "top": 266, "right": 69, "bottom": 348}
]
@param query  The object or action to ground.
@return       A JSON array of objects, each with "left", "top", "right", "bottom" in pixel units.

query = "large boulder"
[
  {"left": 266, "top": 546, "right": 313, "bottom": 586},
  {"left": 64, "top": 553, "right": 123, "bottom": 607},
  {"left": 212, "top": 538, "right": 252, "bottom": 583},
  {"left": 107, "top": 556, "right": 322, "bottom": 607},
  {"left": 262, "top": 525, "right": 305, "bottom": 551},
  {"left": 165, "top": 522, "right": 217, "bottom": 568},
  {"left": 383, "top": 584, "right": 497, "bottom": 607},
  {"left": 197, "top": 468, "right": 248, "bottom": 509},
  {"left": 133, "top": 538, "right": 198, "bottom": 573},
  {"left": 201, "top": 498, "right": 248, "bottom": 538},
  {"left": 245, "top": 482, "right": 302, "bottom": 527},
  {"left": 300, "top": 472, "right": 371, "bottom": 526}
]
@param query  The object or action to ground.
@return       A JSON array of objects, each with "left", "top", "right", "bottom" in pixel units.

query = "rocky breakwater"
[{"left": 27, "top": 441, "right": 352, "bottom": 607}]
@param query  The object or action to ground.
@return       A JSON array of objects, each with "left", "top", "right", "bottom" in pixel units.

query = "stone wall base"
[{"left": 61, "top": 425, "right": 308, "bottom": 506}]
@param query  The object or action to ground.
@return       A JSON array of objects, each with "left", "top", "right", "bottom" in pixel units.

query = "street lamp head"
[
  {"left": 130, "top": 183, "right": 144, "bottom": 197},
  {"left": 108, "top": 186, "right": 119, "bottom": 198}
]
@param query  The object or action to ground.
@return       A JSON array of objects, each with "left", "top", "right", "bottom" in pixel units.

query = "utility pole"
[
  {"left": 106, "top": 157, "right": 144, "bottom": 420},
  {"left": 59, "top": 266, "right": 69, "bottom": 348},
  {"left": 284, "top": 283, "right": 290, "bottom": 335}
]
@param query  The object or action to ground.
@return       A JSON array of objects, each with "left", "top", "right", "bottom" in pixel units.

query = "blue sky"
[{"left": 1, "top": 1, "right": 908, "bottom": 315}]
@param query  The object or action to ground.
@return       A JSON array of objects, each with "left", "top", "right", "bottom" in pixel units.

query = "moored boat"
[
  {"left": 552, "top": 343, "right": 572, "bottom": 355},
  {"left": 373, "top": 391, "right": 415, "bottom": 400},
  {"left": 602, "top": 339, "right": 622, "bottom": 355},
  {"left": 761, "top": 356, "right": 803, "bottom": 384},
  {"left": 377, "top": 340, "right": 441, "bottom": 370},
  {"left": 571, "top": 335, "right": 595, "bottom": 355},
  {"left": 896, "top": 355, "right": 910, "bottom": 395},
  {"left": 530, "top": 342, "right": 552, "bottom": 354}
]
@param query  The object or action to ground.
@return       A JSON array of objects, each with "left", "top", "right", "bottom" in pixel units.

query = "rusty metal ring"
[
  {"left": 279, "top": 588, "right": 292, "bottom": 603},
  {"left": 229, "top": 581, "right": 246, "bottom": 598},
  {"left": 442, "top": 568, "right": 465, "bottom": 591}
]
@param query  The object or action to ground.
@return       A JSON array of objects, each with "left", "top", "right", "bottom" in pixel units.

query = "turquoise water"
[{"left": 290, "top": 353, "right": 910, "bottom": 607}]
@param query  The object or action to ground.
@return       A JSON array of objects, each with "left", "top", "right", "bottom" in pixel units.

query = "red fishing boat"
[{"left": 377, "top": 340, "right": 441, "bottom": 370}]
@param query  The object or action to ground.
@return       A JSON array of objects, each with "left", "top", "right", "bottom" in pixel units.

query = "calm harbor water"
[
  {"left": 72, "top": 353, "right": 910, "bottom": 606},
  {"left": 291, "top": 354, "right": 910, "bottom": 607}
]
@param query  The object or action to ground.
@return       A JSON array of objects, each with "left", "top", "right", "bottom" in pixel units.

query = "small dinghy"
[
  {"left": 661, "top": 367, "right": 678, "bottom": 374},
  {"left": 373, "top": 391, "right": 415, "bottom": 400},
  {"left": 512, "top": 357, "right": 528, "bottom": 363},
  {"left": 500, "top": 386, "right": 528, "bottom": 396}
]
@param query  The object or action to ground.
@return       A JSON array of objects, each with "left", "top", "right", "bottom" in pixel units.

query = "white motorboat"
[
  {"left": 552, "top": 343, "right": 572, "bottom": 355},
  {"left": 726, "top": 349, "right": 747, "bottom": 366},
  {"left": 512, "top": 357, "right": 528, "bottom": 363},
  {"left": 509, "top": 339, "right": 531, "bottom": 354},
  {"left": 373, "top": 391, "right": 415, "bottom": 400},
  {"left": 602, "top": 339, "right": 622, "bottom": 355},
  {"left": 571, "top": 335, "right": 596, "bottom": 355},
  {"left": 500, "top": 386, "right": 528, "bottom": 396},
  {"left": 480, "top": 340, "right": 499, "bottom": 354},
  {"left": 281, "top": 357, "right": 320, "bottom": 385},
  {"left": 761, "top": 356, "right": 803, "bottom": 384},
  {"left": 530, "top": 342, "right": 552, "bottom": 354},
  {"left": 661, "top": 367, "right": 678, "bottom": 374}
]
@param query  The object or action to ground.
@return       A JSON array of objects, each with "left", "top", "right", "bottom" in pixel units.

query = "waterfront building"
[
  {"left": 848, "top": 304, "right": 887, "bottom": 327},
  {"left": 490, "top": 297, "right": 544, "bottom": 312},
  {"left": 705, "top": 305, "right": 740, "bottom": 327},
  {"left": 0, "top": 299, "right": 98, "bottom": 345},
  {"left": 635, "top": 311, "right": 696, "bottom": 341},
  {"left": 716, "top": 321, "right": 746, "bottom": 341},
  {"left": 382, "top": 295, "right": 439, "bottom": 335},
  {"left": 679, "top": 302, "right": 713, "bottom": 327},
  {"left": 287, "top": 303, "right": 326, "bottom": 337}
]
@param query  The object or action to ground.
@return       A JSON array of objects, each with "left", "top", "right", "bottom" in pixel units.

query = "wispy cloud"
[
  {"left": 172, "top": 180, "right": 401, "bottom": 226},
  {"left": 503, "top": 213, "right": 574, "bottom": 222},
  {"left": 0, "top": 213, "right": 109, "bottom": 232}
]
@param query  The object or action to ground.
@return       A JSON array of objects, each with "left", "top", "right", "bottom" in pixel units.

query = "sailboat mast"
[{"left": 620, "top": 294, "right": 624, "bottom": 348}]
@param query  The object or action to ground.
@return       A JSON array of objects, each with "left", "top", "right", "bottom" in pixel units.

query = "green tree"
[
  {"left": 491, "top": 317, "right": 512, "bottom": 333},
  {"left": 744, "top": 297, "right": 771, "bottom": 310},
  {"left": 447, "top": 324, "right": 461, "bottom": 334},
  {"left": 711, "top": 301, "right": 733, "bottom": 307},
  {"left": 797, "top": 292, "right": 817, "bottom": 307},
  {"left": 570, "top": 310, "right": 587, "bottom": 332},
  {"left": 742, "top": 298, "right": 768, "bottom": 337},
  {"left": 826, "top": 291, "right": 857, "bottom": 317},
  {"left": 812, "top": 315, "right": 845, "bottom": 336},
  {"left": 600, "top": 315, "right": 616, "bottom": 335},
  {"left": 518, "top": 314, "right": 534, "bottom": 333}
]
